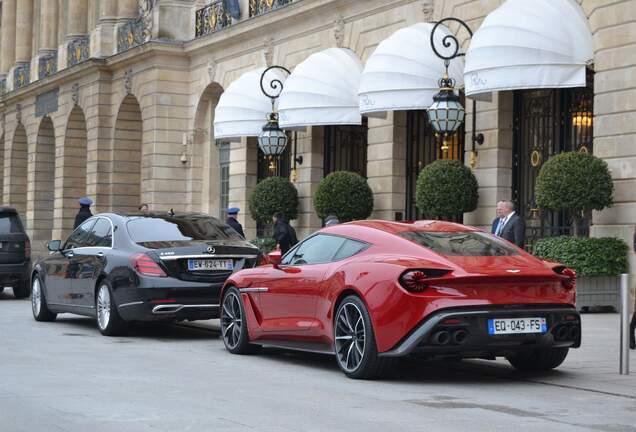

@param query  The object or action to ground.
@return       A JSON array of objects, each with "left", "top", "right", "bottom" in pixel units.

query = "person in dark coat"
[
  {"left": 273, "top": 213, "right": 298, "bottom": 255},
  {"left": 494, "top": 201, "right": 525, "bottom": 249},
  {"left": 73, "top": 197, "right": 93, "bottom": 229},
  {"left": 225, "top": 207, "right": 245, "bottom": 239}
]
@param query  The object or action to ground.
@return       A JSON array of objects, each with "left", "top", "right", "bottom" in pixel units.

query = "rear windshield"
[
  {"left": 127, "top": 215, "right": 243, "bottom": 245},
  {"left": 0, "top": 214, "right": 24, "bottom": 234},
  {"left": 399, "top": 231, "right": 520, "bottom": 256}
]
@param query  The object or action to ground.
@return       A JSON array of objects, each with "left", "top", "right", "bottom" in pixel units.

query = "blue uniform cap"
[
  {"left": 78, "top": 197, "right": 93, "bottom": 206},
  {"left": 226, "top": 207, "right": 240, "bottom": 215}
]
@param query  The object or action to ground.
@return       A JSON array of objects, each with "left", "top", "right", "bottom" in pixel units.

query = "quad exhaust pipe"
[
  {"left": 554, "top": 324, "right": 580, "bottom": 341},
  {"left": 431, "top": 329, "right": 470, "bottom": 346}
]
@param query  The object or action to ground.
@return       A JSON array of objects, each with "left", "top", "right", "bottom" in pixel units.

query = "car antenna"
[{"left": 169, "top": 208, "right": 175, "bottom": 217}]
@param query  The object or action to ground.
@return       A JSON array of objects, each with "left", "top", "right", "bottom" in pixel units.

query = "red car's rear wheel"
[{"left": 334, "top": 295, "right": 392, "bottom": 379}]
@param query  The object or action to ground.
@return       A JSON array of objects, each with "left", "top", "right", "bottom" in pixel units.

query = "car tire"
[
  {"left": 96, "top": 281, "right": 127, "bottom": 336},
  {"left": 507, "top": 347, "right": 569, "bottom": 371},
  {"left": 220, "top": 287, "right": 259, "bottom": 355},
  {"left": 13, "top": 278, "right": 30, "bottom": 299},
  {"left": 31, "top": 275, "right": 57, "bottom": 322},
  {"left": 334, "top": 295, "right": 392, "bottom": 379}
]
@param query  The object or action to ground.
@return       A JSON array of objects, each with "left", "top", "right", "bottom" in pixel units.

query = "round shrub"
[
  {"left": 248, "top": 176, "right": 298, "bottom": 224},
  {"left": 314, "top": 171, "right": 373, "bottom": 222},
  {"left": 533, "top": 236, "right": 628, "bottom": 277},
  {"left": 250, "top": 237, "right": 277, "bottom": 254},
  {"left": 415, "top": 160, "right": 478, "bottom": 220},
  {"left": 536, "top": 152, "right": 613, "bottom": 235}
]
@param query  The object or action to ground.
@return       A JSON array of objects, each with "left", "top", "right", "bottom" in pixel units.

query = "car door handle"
[{"left": 97, "top": 252, "right": 105, "bottom": 259}]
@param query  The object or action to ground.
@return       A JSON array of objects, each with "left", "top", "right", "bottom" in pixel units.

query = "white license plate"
[
  {"left": 488, "top": 317, "right": 547, "bottom": 335},
  {"left": 187, "top": 259, "right": 233, "bottom": 271}
]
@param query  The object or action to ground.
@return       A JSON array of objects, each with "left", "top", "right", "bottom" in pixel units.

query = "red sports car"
[{"left": 220, "top": 220, "right": 580, "bottom": 379}]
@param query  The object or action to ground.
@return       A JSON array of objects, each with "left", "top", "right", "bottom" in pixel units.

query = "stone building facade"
[{"left": 0, "top": 0, "right": 634, "bottom": 281}]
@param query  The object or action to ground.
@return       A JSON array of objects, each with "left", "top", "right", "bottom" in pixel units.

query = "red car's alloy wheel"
[
  {"left": 335, "top": 302, "right": 366, "bottom": 373},
  {"left": 221, "top": 291, "right": 243, "bottom": 350}
]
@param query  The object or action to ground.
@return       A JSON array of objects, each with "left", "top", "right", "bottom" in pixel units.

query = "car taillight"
[
  {"left": 131, "top": 253, "right": 167, "bottom": 277},
  {"left": 553, "top": 266, "right": 576, "bottom": 290},
  {"left": 24, "top": 239, "right": 31, "bottom": 259},
  {"left": 400, "top": 270, "right": 429, "bottom": 292}
]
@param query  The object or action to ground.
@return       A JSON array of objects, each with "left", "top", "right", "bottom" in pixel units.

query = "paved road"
[{"left": 1, "top": 290, "right": 635, "bottom": 432}]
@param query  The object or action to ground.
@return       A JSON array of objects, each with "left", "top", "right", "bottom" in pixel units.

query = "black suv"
[{"left": 0, "top": 208, "right": 31, "bottom": 298}]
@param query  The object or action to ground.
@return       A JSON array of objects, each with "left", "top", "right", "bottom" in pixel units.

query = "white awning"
[
  {"left": 465, "top": 0, "right": 593, "bottom": 96},
  {"left": 213, "top": 67, "right": 287, "bottom": 140},
  {"left": 278, "top": 48, "right": 363, "bottom": 128},
  {"left": 359, "top": 23, "right": 464, "bottom": 115}
]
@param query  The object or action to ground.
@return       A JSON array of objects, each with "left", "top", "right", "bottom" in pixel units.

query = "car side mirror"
[
  {"left": 267, "top": 250, "right": 282, "bottom": 267},
  {"left": 47, "top": 240, "right": 62, "bottom": 252}
]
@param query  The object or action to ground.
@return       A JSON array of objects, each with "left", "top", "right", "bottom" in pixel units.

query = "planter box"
[{"left": 576, "top": 276, "right": 621, "bottom": 312}]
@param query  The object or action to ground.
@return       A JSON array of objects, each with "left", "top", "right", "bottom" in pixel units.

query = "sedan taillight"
[
  {"left": 24, "top": 239, "right": 31, "bottom": 259},
  {"left": 131, "top": 253, "right": 167, "bottom": 277}
]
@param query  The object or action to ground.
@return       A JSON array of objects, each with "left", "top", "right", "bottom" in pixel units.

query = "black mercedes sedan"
[{"left": 31, "top": 212, "right": 259, "bottom": 335}]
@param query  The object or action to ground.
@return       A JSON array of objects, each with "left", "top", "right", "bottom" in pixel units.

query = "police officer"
[
  {"left": 226, "top": 207, "right": 245, "bottom": 239},
  {"left": 74, "top": 197, "right": 93, "bottom": 229}
]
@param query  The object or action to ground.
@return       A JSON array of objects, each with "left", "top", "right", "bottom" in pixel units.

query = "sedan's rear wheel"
[
  {"left": 96, "top": 282, "right": 127, "bottom": 336},
  {"left": 334, "top": 295, "right": 392, "bottom": 379},
  {"left": 221, "top": 287, "right": 259, "bottom": 354},
  {"left": 507, "top": 347, "right": 569, "bottom": 371},
  {"left": 31, "top": 276, "right": 57, "bottom": 322}
]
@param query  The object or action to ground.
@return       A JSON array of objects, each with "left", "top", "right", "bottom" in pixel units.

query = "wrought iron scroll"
[
  {"left": 14, "top": 64, "right": 30, "bottom": 89},
  {"left": 260, "top": 65, "right": 290, "bottom": 111},
  {"left": 118, "top": 0, "right": 156, "bottom": 52},
  {"left": 195, "top": 1, "right": 232, "bottom": 38},
  {"left": 68, "top": 36, "right": 90, "bottom": 67},
  {"left": 249, "top": 0, "right": 293, "bottom": 17},
  {"left": 38, "top": 52, "right": 58, "bottom": 80}
]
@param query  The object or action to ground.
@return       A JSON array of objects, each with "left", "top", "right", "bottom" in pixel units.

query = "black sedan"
[{"left": 31, "top": 212, "right": 259, "bottom": 335}]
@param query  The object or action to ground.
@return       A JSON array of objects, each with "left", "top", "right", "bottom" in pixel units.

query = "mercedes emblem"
[{"left": 206, "top": 246, "right": 215, "bottom": 254}]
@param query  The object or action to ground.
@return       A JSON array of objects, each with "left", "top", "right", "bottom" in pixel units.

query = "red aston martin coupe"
[{"left": 220, "top": 220, "right": 580, "bottom": 379}]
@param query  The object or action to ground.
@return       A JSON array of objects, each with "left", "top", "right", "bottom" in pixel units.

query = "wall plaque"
[{"left": 36, "top": 88, "right": 59, "bottom": 117}]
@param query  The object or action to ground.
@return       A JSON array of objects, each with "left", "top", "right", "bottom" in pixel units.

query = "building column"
[
  {"left": 67, "top": 0, "right": 89, "bottom": 39},
  {"left": 15, "top": 0, "right": 34, "bottom": 63},
  {"left": 229, "top": 138, "right": 258, "bottom": 240},
  {"left": 91, "top": 0, "right": 118, "bottom": 57},
  {"left": 118, "top": 0, "right": 138, "bottom": 20},
  {"left": 39, "top": 0, "right": 59, "bottom": 52},
  {"left": 0, "top": 0, "right": 17, "bottom": 76}
]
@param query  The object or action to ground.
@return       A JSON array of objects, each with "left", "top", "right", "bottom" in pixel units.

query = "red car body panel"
[{"left": 224, "top": 220, "right": 577, "bottom": 355}]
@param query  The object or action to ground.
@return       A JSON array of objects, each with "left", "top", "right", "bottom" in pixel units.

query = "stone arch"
[
  {"left": 112, "top": 94, "right": 143, "bottom": 212},
  {"left": 53, "top": 106, "right": 88, "bottom": 240},
  {"left": 5, "top": 124, "right": 28, "bottom": 215},
  {"left": 28, "top": 116, "right": 56, "bottom": 251},
  {"left": 193, "top": 82, "right": 224, "bottom": 216}
]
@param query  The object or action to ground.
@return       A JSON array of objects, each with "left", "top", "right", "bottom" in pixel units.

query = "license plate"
[
  {"left": 187, "top": 259, "right": 233, "bottom": 271},
  {"left": 488, "top": 317, "right": 547, "bottom": 335}
]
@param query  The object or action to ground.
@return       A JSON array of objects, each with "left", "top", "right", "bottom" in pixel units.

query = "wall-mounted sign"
[{"left": 36, "top": 88, "right": 59, "bottom": 118}]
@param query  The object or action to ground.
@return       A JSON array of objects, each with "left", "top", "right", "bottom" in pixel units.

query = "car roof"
[
  {"left": 0, "top": 207, "right": 18, "bottom": 214},
  {"left": 344, "top": 220, "right": 480, "bottom": 234},
  {"left": 109, "top": 211, "right": 215, "bottom": 219}
]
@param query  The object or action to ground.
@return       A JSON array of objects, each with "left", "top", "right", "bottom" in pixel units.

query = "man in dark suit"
[
  {"left": 494, "top": 201, "right": 525, "bottom": 249},
  {"left": 491, "top": 201, "right": 504, "bottom": 234}
]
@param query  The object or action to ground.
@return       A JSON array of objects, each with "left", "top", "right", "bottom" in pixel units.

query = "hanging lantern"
[
  {"left": 427, "top": 74, "right": 465, "bottom": 138},
  {"left": 258, "top": 112, "right": 288, "bottom": 157}
]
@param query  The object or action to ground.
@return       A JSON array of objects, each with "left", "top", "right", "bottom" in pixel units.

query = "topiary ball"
[
  {"left": 535, "top": 151, "right": 613, "bottom": 214},
  {"left": 415, "top": 160, "right": 478, "bottom": 220},
  {"left": 314, "top": 171, "right": 374, "bottom": 222},
  {"left": 248, "top": 177, "right": 299, "bottom": 224}
]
